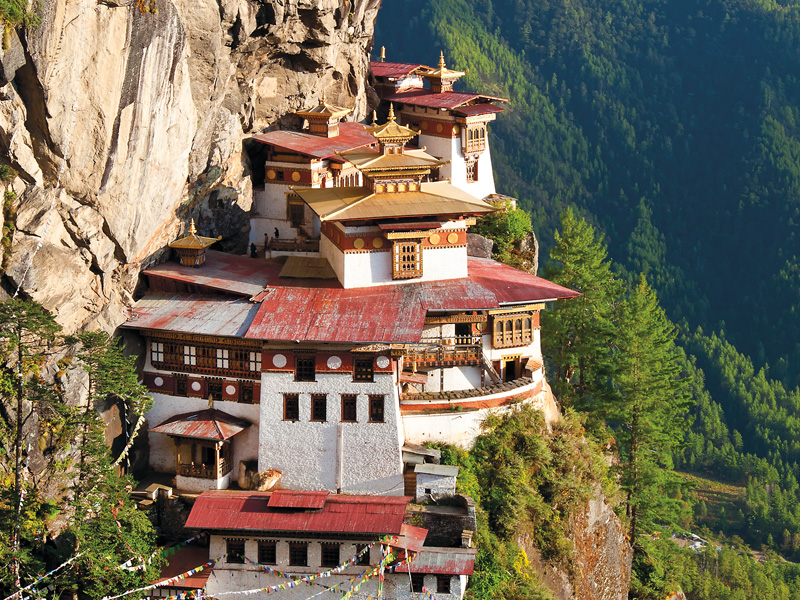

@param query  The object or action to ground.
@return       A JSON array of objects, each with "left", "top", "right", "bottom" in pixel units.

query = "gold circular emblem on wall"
[
  {"left": 453, "top": 124, "right": 460, "bottom": 134},
  {"left": 267, "top": 169, "right": 276, "bottom": 180},
  {"left": 429, "top": 233, "right": 441, "bottom": 245},
  {"left": 421, "top": 121, "right": 428, "bottom": 130},
  {"left": 372, "top": 237, "right": 384, "bottom": 249},
  {"left": 436, "top": 123, "right": 443, "bottom": 133},
  {"left": 312, "top": 171, "right": 319, "bottom": 183},
  {"left": 447, "top": 232, "right": 459, "bottom": 244},
  {"left": 292, "top": 171, "right": 301, "bottom": 182},
  {"left": 353, "top": 238, "right": 365, "bottom": 249}
]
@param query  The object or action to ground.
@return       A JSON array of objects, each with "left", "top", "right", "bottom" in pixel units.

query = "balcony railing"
[
  {"left": 178, "top": 458, "right": 231, "bottom": 480},
  {"left": 404, "top": 338, "right": 482, "bottom": 368},
  {"left": 268, "top": 238, "right": 320, "bottom": 253}
]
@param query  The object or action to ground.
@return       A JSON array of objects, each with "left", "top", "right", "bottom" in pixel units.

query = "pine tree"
[
  {"left": 542, "top": 208, "right": 624, "bottom": 411},
  {"left": 609, "top": 276, "right": 692, "bottom": 546}
]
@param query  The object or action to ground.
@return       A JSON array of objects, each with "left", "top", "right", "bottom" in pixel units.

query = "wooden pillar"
[
  {"left": 174, "top": 438, "right": 181, "bottom": 475},
  {"left": 215, "top": 443, "right": 221, "bottom": 479}
]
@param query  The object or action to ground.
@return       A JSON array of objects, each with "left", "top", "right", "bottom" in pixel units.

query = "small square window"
[
  {"left": 227, "top": 539, "right": 245, "bottom": 564},
  {"left": 369, "top": 395, "right": 385, "bottom": 423},
  {"left": 241, "top": 381, "right": 254, "bottom": 404},
  {"left": 184, "top": 345, "right": 197, "bottom": 366},
  {"left": 284, "top": 394, "right": 300, "bottom": 421},
  {"left": 207, "top": 379, "right": 223, "bottom": 401},
  {"left": 249, "top": 351, "right": 261, "bottom": 372},
  {"left": 436, "top": 575, "right": 451, "bottom": 594},
  {"left": 175, "top": 375, "right": 188, "bottom": 397},
  {"left": 289, "top": 542, "right": 308, "bottom": 566},
  {"left": 341, "top": 395, "right": 357, "bottom": 422},
  {"left": 258, "top": 540, "right": 277, "bottom": 565},
  {"left": 151, "top": 341, "right": 164, "bottom": 363},
  {"left": 296, "top": 356, "right": 316, "bottom": 382},
  {"left": 216, "top": 348, "right": 230, "bottom": 369},
  {"left": 311, "top": 394, "right": 327, "bottom": 422},
  {"left": 321, "top": 543, "right": 340, "bottom": 567},
  {"left": 355, "top": 544, "right": 370, "bottom": 565},
  {"left": 353, "top": 357, "right": 374, "bottom": 382},
  {"left": 410, "top": 573, "right": 425, "bottom": 593}
]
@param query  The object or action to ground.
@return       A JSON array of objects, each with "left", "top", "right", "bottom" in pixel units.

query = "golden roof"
[
  {"left": 168, "top": 219, "right": 222, "bottom": 249},
  {"left": 340, "top": 147, "right": 444, "bottom": 172},
  {"left": 295, "top": 92, "right": 352, "bottom": 120},
  {"left": 421, "top": 52, "right": 465, "bottom": 81},
  {"left": 293, "top": 180, "right": 495, "bottom": 222},
  {"left": 365, "top": 104, "right": 418, "bottom": 144}
]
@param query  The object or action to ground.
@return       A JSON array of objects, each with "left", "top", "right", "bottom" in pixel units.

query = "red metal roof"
[
  {"left": 389, "top": 524, "right": 428, "bottom": 553},
  {"left": 386, "top": 90, "right": 507, "bottom": 110},
  {"left": 268, "top": 490, "right": 329, "bottom": 509},
  {"left": 467, "top": 257, "right": 580, "bottom": 304},
  {"left": 150, "top": 409, "right": 252, "bottom": 441},
  {"left": 395, "top": 547, "right": 477, "bottom": 575},
  {"left": 151, "top": 546, "right": 212, "bottom": 589},
  {"left": 452, "top": 104, "right": 505, "bottom": 117},
  {"left": 371, "top": 62, "right": 428, "bottom": 79},
  {"left": 146, "top": 250, "right": 273, "bottom": 297},
  {"left": 185, "top": 491, "right": 413, "bottom": 535},
  {"left": 378, "top": 221, "right": 442, "bottom": 231},
  {"left": 120, "top": 294, "right": 260, "bottom": 338},
  {"left": 251, "top": 123, "right": 377, "bottom": 160}
]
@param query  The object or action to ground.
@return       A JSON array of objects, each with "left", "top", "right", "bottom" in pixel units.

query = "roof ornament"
[
  {"left": 371, "top": 110, "right": 378, "bottom": 126},
  {"left": 439, "top": 51, "right": 446, "bottom": 70},
  {"left": 168, "top": 218, "right": 222, "bottom": 267},
  {"left": 189, "top": 218, "right": 197, "bottom": 235},
  {"left": 321, "top": 90, "right": 327, "bottom": 103},
  {"left": 380, "top": 46, "right": 386, "bottom": 62},
  {"left": 387, "top": 103, "right": 396, "bottom": 122}
]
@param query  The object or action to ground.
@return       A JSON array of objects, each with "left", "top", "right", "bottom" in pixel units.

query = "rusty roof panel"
[
  {"left": 387, "top": 90, "right": 507, "bottom": 109},
  {"left": 150, "top": 409, "right": 251, "bottom": 441},
  {"left": 268, "top": 490, "right": 329, "bottom": 509},
  {"left": 146, "top": 250, "right": 272, "bottom": 297},
  {"left": 185, "top": 491, "right": 412, "bottom": 535},
  {"left": 371, "top": 62, "right": 428, "bottom": 79},
  {"left": 389, "top": 524, "right": 428, "bottom": 553},
  {"left": 453, "top": 104, "right": 505, "bottom": 117},
  {"left": 251, "top": 123, "right": 376, "bottom": 160},
  {"left": 121, "top": 294, "right": 260, "bottom": 338},
  {"left": 395, "top": 547, "right": 477, "bottom": 575},
  {"left": 467, "top": 257, "right": 580, "bottom": 304}
]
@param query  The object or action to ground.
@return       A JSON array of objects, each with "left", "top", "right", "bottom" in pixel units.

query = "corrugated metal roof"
[
  {"left": 414, "top": 464, "right": 459, "bottom": 477},
  {"left": 146, "top": 250, "right": 273, "bottom": 297},
  {"left": 150, "top": 409, "right": 251, "bottom": 441},
  {"left": 389, "top": 524, "right": 428, "bottom": 553},
  {"left": 268, "top": 490, "right": 329, "bottom": 509},
  {"left": 378, "top": 221, "right": 442, "bottom": 231},
  {"left": 394, "top": 547, "right": 477, "bottom": 575},
  {"left": 371, "top": 62, "right": 428, "bottom": 79},
  {"left": 184, "top": 491, "right": 412, "bottom": 535},
  {"left": 387, "top": 90, "right": 507, "bottom": 109},
  {"left": 467, "top": 257, "right": 580, "bottom": 304},
  {"left": 151, "top": 546, "right": 212, "bottom": 588},
  {"left": 341, "top": 148, "right": 442, "bottom": 171},
  {"left": 251, "top": 123, "right": 376, "bottom": 160},
  {"left": 453, "top": 104, "right": 505, "bottom": 117},
  {"left": 121, "top": 294, "right": 260, "bottom": 338}
]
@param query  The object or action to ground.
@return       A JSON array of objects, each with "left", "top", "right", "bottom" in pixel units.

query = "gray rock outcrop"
[{"left": 0, "top": 0, "right": 381, "bottom": 332}]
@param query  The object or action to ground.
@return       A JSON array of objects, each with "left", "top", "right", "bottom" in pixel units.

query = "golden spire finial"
[
  {"left": 371, "top": 110, "right": 377, "bottom": 126},
  {"left": 439, "top": 51, "right": 446, "bottom": 69},
  {"left": 387, "top": 103, "right": 396, "bottom": 122},
  {"left": 321, "top": 90, "right": 327, "bottom": 104},
  {"left": 380, "top": 46, "right": 386, "bottom": 62},
  {"left": 189, "top": 218, "right": 197, "bottom": 235}
]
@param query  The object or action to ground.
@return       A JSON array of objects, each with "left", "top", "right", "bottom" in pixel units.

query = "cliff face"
[{"left": 0, "top": 0, "right": 380, "bottom": 332}]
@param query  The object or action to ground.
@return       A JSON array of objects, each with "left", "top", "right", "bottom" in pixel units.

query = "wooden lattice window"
[
  {"left": 284, "top": 394, "right": 300, "bottom": 421},
  {"left": 392, "top": 240, "right": 422, "bottom": 280},
  {"left": 369, "top": 395, "right": 385, "bottom": 423},
  {"left": 437, "top": 575, "right": 451, "bottom": 594},
  {"left": 321, "top": 543, "right": 341, "bottom": 567},
  {"left": 465, "top": 157, "right": 478, "bottom": 183},
  {"left": 289, "top": 542, "right": 308, "bottom": 566},
  {"left": 226, "top": 539, "right": 245, "bottom": 564},
  {"left": 296, "top": 356, "right": 316, "bottom": 382},
  {"left": 240, "top": 381, "right": 254, "bottom": 404},
  {"left": 249, "top": 351, "right": 261, "bottom": 372},
  {"left": 258, "top": 540, "right": 277, "bottom": 565},
  {"left": 353, "top": 356, "right": 374, "bottom": 382},
  {"left": 492, "top": 313, "right": 534, "bottom": 349},
  {"left": 355, "top": 544, "right": 370, "bottom": 565},
  {"left": 341, "top": 395, "right": 357, "bottom": 422},
  {"left": 175, "top": 375, "right": 188, "bottom": 397},
  {"left": 207, "top": 379, "right": 223, "bottom": 401},
  {"left": 410, "top": 574, "right": 425, "bottom": 593},
  {"left": 311, "top": 394, "right": 327, "bottom": 422}
]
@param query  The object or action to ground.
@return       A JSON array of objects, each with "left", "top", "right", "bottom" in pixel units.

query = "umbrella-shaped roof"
[{"left": 150, "top": 408, "right": 251, "bottom": 441}]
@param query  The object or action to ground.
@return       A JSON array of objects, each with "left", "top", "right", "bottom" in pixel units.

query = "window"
[
  {"left": 151, "top": 341, "right": 183, "bottom": 367},
  {"left": 241, "top": 381, "right": 254, "bottom": 404},
  {"left": 249, "top": 351, "right": 261, "bottom": 372},
  {"left": 311, "top": 394, "right": 327, "bottom": 422},
  {"left": 355, "top": 544, "right": 370, "bottom": 565},
  {"left": 184, "top": 345, "right": 197, "bottom": 366},
  {"left": 289, "top": 202, "right": 304, "bottom": 227},
  {"left": 492, "top": 313, "right": 535, "bottom": 349},
  {"left": 369, "top": 395, "right": 385, "bottom": 423},
  {"left": 353, "top": 357, "right": 374, "bottom": 382},
  {"left": 207, "top": 379, "right": 223, "bottom": 401},
  {"left": 321, "top": 543, "right": 341, "bottom": 567},
  {"left": 465, "top": 158, "right": 478, "bottom": 183},
  {"left": 296, "top": 356, "right": 316, "bottom": 382},
  {"left": 284, "top": 394, "right": 300, "bottom": 421},
  {"left": 436, "top": 575, "right": 451, "bottom": 594},
  {"left": 392, "top": 240, "right": 423, "bottom": 280},
  {"left": 410, "top": 574, "right": 425, "bottom": 593},
  {"left": 341, "top": 395, "right": 357, "bottom": 422},
  {"left": 289, "top": 542, "right": 308, "bottom": 566},
  {"left": 226, "top": 539, "right": 245, "bottom": 564},
  {"left": 151, "top": 341, "right": 164, "bottom": 363},
  {"left": 175, "top": 375, "right": 188, "bottom": 397},
  {"left": 201, "top": 446, "right": 215, "bottom": 467},
  {"left": 258, "top": 540, "right": 277, "bottom": 565},
  {"left": 216, "top": 348, "right": 230, "bottom": 369}
]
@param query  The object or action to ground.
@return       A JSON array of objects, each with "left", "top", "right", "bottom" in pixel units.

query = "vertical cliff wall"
[{"left": 0, "top": 0, "right": 381, "bottom": 332}]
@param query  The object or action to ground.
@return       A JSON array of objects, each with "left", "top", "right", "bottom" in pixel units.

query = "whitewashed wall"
[{"left": 419, "top": 133, "right": 496, "bottom": 199}]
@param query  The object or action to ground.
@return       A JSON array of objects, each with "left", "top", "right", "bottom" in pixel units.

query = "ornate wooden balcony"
[
  {"left": 404, "top": 338, "right": 482, "bottom": 369},
  {"left": 178, "top": 457, "right": 231, "bottom": 480}
]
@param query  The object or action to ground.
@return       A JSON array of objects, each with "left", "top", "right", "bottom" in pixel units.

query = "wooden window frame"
[
  {"left": 369, "top": 395, "right": 385, "bottom": 423},
  {"left": 355, "top": 544, "right": 370, "bottom": 565},
  {"left": 258, "top": 540, "right": 277, "bottom": 565},
  {"left": 249, "top": 351, "right": 261, "bottom": 372},
  {"left": 207, "top": 378, "right": 223, "bottom": 402},
  {"left": 296, "top": 356, "right": 316, "bottom": 382},
  {"left": 341, "top": 395, "right": 357, "bottom": 422},
  {"left": 353, "top": 356, "right": 374, "bottom": 382},
  {"left": 465, "top": 157, "right": 478, "bottom": 183},
  {"left": 320, "top": 543, "right": 341, "bottom": 567},
  {"left": 410, "top": 573, "right": 425, "bottom": 593},
  {"left": 226, "top": 539, "right": 245, "bottom": 564},
  {"left": 284, "top": 394, "right": 300, "bottom": 421},
  {"left": 175, "top": 375, "right": 188, "bottom": 397},
  {"left": 392, "top": 240, "right": 423, "bottom": 280},
  {"left": 240, "top": 381, "right": 255, "bottom": 404},
  {"left": 289, "top": 542, "right": 308, "bottom": 567},
  {"left": 492, "top": 313, "right": 534, "bottom": 349},
  {"left": 311, "top": 394, "right": 327, "bottom": 422},
  {"left": 436, "top": 575, "right": 451, "bottom": 594}
]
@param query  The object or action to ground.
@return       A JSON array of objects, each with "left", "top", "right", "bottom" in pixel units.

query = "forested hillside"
[{"left": 376, "top": 0, "right": 800, "bottom": 595}]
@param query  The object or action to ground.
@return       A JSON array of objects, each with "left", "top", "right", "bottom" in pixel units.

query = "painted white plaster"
[
  {"left": 331, "top": 245, "right": 467, "bottom": 288},
  {"left": 258, "top": 372, "right": 404, "bottom": 494},
  {"left": 442, "top": 366, "right": 483, "bottom": 391},
  {"left": 418, "top": 133, "right": 496, "bottom": 199},
  {"left": 481, "top": 329, "right": 542, "bottom": 363},
  {"left": 416, "top": 471, "right": 457, "bottom": 499},
  {"left": 176, "top": 471, "right": 231, "bottom": 493}
]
